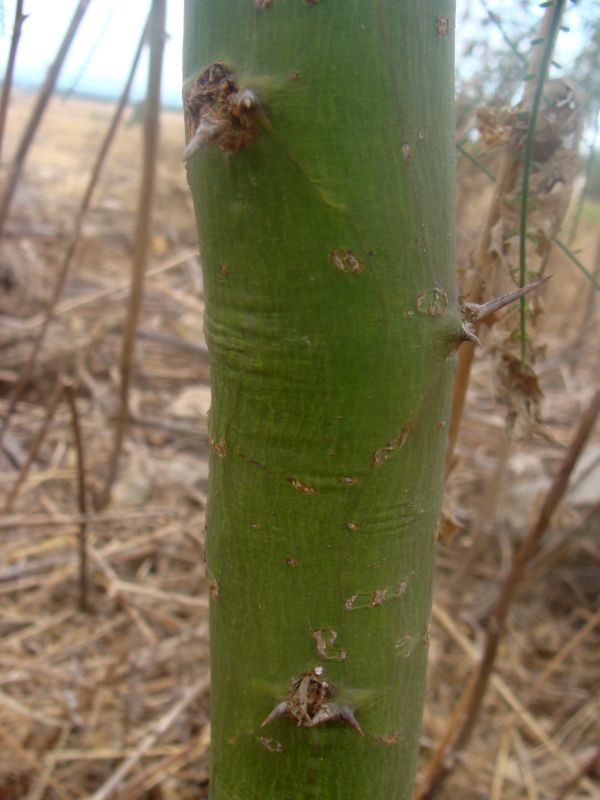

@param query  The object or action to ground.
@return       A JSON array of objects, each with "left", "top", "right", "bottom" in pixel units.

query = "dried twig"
[
  {"left": 25, "top": 725, "right": 71, "bottom": 800},
  {"left": 3, "top": 378, "right": 64, "bottom": 513},
  {"left": 490, "top": 727, "right": 512, "bottom": 800},
  {"left": 552, "top": 744, "right": 600, "bottom": 800},
  {"left": 0, "top": 0, "right": 92, "bottom": 237},
  {"left": 430, "top": 603, "right": 596, "bottom": 787},
  {"left": 418, "top": 390, "right": 600, "bottom": 799},
  {"left": 522, "top": 605, "right": 600, "bottom": 710},
  {"left": 8, "top": 248, "right": 198, "bottom": 333},
  {"left": 118, "top": 727, "right": 210, "bottom": 799},
  {"left": 86, "top": 676, "right": 210, "bottom": 800},
  {"left": 0, "top": 0, "right": 27, "bottom": 162},
  {"left": 474, "top": 603, "right": 600, "bottom": 785},
  {"left": 63, "top": 381, "right": 89, "bottom": 612},
  {"left": 99, "top": 0, "right": 166, "bottom": 508},
  {"left": 0, "top": 508, "right": 177, "bottom": 529},
  {"left": 0, "top": 725, "right": 72, "bottom": 800}
]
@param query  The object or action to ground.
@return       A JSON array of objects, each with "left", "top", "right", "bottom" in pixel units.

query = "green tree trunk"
[{"left": 183, "top": 3, "right": 457, "bottom": 798}]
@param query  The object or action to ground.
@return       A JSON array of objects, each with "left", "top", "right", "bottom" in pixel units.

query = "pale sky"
[
  {"left": 0, "top": 1, "right": 590, "bottom": 109},
  {"left": 0, "top": 0, "right": 184, "bottom": 106}
]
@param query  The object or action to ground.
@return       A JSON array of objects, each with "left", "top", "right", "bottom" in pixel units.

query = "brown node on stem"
[
  {"left": 261, "top": 667, "right": 363, "bottom": 735},
  {"left": 183, "top": 62, "right": 259, "bottom": 160}
]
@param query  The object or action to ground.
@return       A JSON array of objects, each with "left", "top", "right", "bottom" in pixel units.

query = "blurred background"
[{"left": 0, "top": 1, "right": 598, "bottom": 798}]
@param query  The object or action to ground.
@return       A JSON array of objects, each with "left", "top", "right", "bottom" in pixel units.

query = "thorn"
[
  {"left": 459, "top": 324, "right": 482, "bottom": 347},
  {"left": 340, "top": 705, "right": 364, "bottom": 736},
  {"left": 182, "top": 116, "right": 226, "bottom": 162},
  {"left": 261, "top": 701, "right": 288, "bottom": 728},
  {"left": 462, "top": 276, "right": 550, "bottom": 324},
  {"left": 232, "top": 88, "right": 259, "bottom": 111}
]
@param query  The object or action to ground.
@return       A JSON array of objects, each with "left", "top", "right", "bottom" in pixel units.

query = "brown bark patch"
[
  {"left": 259, "top": 736, "right": 284, "bottom": 752},
  {"left": 287, "top": 477, "right": 315, "bottom": 494},
  {"left": 330, "top": 248, "right": 364, "bottom": 274},
  {"left": 313, "top": 627, "right": 347, "bottom": 661},
  {"left": 373, "top": 419, "right": 416, "bottom": 466},
  {"left": 436, "top": 16, "right": 450, "bottom": 36}
]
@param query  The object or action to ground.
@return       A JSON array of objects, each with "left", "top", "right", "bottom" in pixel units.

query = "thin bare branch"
[
  {"left": 99, "top": 0, "right": 166, "bottom": 508},
  {"left": 552, "top": 745, "right": 600, "bottom": 800},
  {"left": 63, "top": 381, "right": 89, "bottom": 613},
  {"left": 0, "top": 0, "right": 27, "bottom": 162},
  {"left": 9, "top": 247, "right": 197, "bottom": 333},
  {"left": 3, "top": 378, "right": 64, "bottom": 513}
]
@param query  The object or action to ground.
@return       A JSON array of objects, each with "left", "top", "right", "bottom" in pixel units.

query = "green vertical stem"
[{"left": 184, "top": 3, "right": 457, "bottom": 798}]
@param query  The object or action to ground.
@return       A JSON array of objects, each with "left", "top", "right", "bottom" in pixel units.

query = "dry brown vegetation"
[{"left": 0, "top": 83, "right": 598, "bottom": 799}]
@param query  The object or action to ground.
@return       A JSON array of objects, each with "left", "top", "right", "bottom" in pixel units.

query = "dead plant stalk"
[
  {"left": 0, "top": 0, "right": 27, "bottom": 162},
  {"left": 99, "top": 0, "right": 166, "bottom": 508},
  {"left": 3, "top": 377, "right": 64, "bottom": 513},
  {"left": 552, "top": 744, "right": 600, "bottom": 800},
  {"left": 63, "top": 381, "right": 89, "bottom": 613},
  {"left": 86, "top": 676, "right": 210, "bottom": 800}
]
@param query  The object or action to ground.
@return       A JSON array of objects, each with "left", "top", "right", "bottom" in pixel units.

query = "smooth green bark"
[{"left": 183, "top": 3, "right": 456, "bottom": 798}]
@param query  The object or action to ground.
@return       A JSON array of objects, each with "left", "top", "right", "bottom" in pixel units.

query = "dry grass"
[{"left": 0, "top": 91, "right": 598, "bottom": 798}]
